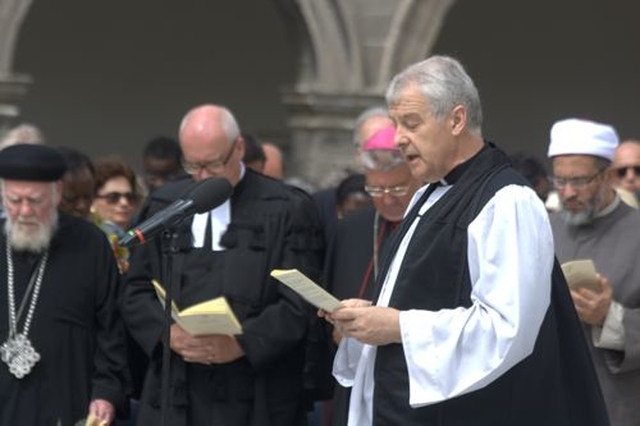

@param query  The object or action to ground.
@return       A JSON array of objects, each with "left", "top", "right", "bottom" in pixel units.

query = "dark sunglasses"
[
  {"left": 96, "top": 191, "right": 139, "bottom": 205},
  {"left": 615, "top": 166, "right": 640, "bottom": 179}
]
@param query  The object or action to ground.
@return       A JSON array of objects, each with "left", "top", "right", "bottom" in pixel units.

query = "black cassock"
[
  {"left": 0, "top": 213, "right": 129, "bottom": 425},
  {"left": 324, "top": 204, "right": 398, "bottom": 302},
  {"left": 122, "top": 170, "right": 325, "bottom": 426}
]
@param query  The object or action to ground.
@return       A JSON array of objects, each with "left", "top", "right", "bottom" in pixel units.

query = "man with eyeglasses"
[
  {"left": 323, "top": 125, "right": 420, "bottom": 425},
  {"left": 548, "top": 117, "right": 640, "bottom": 426},
  {"left": 327, "top": 125, "right": 420, "bottom": 303},
  {"left": 121, "top": 104, "right": 325, "bottom": 426},
  {"left": 312, "top": 106, "right": 393, "bottom": 242}
]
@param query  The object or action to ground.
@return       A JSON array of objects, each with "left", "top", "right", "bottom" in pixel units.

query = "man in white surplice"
[{"left": 322, "top": 56, "right": 608, "bottom": 426}]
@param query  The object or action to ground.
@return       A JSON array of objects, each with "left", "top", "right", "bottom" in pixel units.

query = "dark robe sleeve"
[
  {"left": 234, "top": 187, "right": 325, "bottom": 371},
  {"left": 120, "top": 238, "right": 166, "bottom": 358},
  {"left": 120, "top": 180, "right": 191, "bottom": 358},
  {"left": 90, "top": 229, "right": 131, "bottom": 416}
]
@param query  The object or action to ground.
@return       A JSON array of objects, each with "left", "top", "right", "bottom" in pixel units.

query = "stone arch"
[
  {"left": 380, "top": 0, "right": 456, "bottom": 89},
  {"left": 0, "top": 0, "right": 32, "bottom": 74},
  {"left": 0, "top": 0, "right": 33, "bottom": 128},
  {"left": 273, "top": 0, "right": 457, "bottom": 183},
  {"left": 275, "top": 0, "right": 455, "bottom": 94}
]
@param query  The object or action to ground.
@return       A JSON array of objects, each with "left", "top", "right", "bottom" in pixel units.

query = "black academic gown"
[
  {"left": 122, "top": 170, "right": 325, "bottom": 426},
  {"left": 312, "top": 187, "right": 338, "bottom": 242},
  {"left": 0, "top": 213, "right": 129, "bottom": 426},
  {"left": 371, "top": 143, "right": 609, "bottom": 425}
]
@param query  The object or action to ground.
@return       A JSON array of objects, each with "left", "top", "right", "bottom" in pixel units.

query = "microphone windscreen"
[
  {"left": 190, "top": 178, "right": 233, "bottom": 213},
  {"left": 179, "top": 178, "right": 206, "bottom": 196}
]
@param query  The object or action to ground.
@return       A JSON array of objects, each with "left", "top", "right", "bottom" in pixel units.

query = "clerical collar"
[
  {"left": 192, "top": 163, "right": 246, "bottom": 250},
  {"left": 439, "top": 142, "right": 489, "bottom": 186}
]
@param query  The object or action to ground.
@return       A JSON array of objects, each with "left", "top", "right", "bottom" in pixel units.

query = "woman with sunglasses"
[{"left": 92, "top": 156, "right": 143, "bottom": 274}]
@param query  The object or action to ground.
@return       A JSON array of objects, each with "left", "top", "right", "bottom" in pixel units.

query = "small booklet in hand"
[
  {"left": 81, "top": 414, "right": 106, "bottom": 426},
  {"left": 270, "top": 268, "right": 341, "bottom": 312},
  {"left": 560, "top": 259, "right": 600, "bottom": 293},
  {"left": 152, "top": 280, "right": 243, "bottom": 335}
]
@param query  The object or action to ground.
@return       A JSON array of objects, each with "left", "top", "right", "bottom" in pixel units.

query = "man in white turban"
[{"left": 548, "top": 117, "right": 640, "bottom": 426}]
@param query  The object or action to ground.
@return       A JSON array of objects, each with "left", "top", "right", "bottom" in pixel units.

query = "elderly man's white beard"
[{"left": 4, "top": 210, "right": 58, "bottom": 253}]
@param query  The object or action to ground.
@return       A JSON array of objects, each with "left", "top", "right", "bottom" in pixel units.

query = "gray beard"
[
  {"left": 559, "top": 209, "right": 594, "bottom": 226},
  {"left": 4, "top": 210, "right": 58, "bottom": 253},
  {"left": 559, "top": 190, "right": 602, "bottom": 226}
]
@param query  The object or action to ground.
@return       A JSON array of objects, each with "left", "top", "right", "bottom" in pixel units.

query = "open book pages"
[
  {"left": 270, "top": 269, "right": 341, "bottom": 312},
  {"left": 560, "top": 259, "right": 600, "bottom": 293},
  {"left": 151, "top": 280, "right": 243, "bottom": 335}
]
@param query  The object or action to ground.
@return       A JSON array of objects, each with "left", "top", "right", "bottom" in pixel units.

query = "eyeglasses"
[
  {"left": 182, "top": 138, "right": 237, "bottom": 175},
  {"left": 552, "top": 170, "right": 603, "bottom": 190},
  {"left": 95, "top": 192, "right": 139, "bottom": 205},
  {"left": 615, "top": 165, "right": 640, "bottom": 179},
  {"left": 364, "top": 185, "right": 410, "bottom": 197}
]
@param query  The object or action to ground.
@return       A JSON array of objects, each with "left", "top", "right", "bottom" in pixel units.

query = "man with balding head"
[
  {"left": 122, "top": 104, "right": 324, "bottom": 425},
  {"left": 612, "top": 139, "right": 640, "bottom": 195}
]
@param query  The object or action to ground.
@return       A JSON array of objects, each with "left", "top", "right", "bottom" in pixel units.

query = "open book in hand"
[
  {"left": 270, "top": 269, "right": 341, "bottom": 312},
  {"left": 152, "top": 280, "right": 243, "bottom": 335},
  {"left": 560, "top": 259, "right": 600, "bottom": 293}
]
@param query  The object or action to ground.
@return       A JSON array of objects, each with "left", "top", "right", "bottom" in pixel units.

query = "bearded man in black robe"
[{"left": 0, "top": 144, "right": 129, "bottom": 425}]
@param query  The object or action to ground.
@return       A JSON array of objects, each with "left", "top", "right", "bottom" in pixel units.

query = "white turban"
[{"left": 547, "top": 118, "right": 619, "bottom": 161}]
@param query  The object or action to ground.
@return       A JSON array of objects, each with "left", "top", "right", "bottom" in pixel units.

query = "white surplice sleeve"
[{"left": 400, "top": 184, "right": 554, "bottom": 407}]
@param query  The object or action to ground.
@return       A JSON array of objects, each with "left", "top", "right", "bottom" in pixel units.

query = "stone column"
[
  {"left": 0, "top": 0, "right": 34, "bottom": 135},
  {"left": 274, "top": 0, "right": 455, "bottom": 186},
  {"left": 282, "top": 91, "right": 384, "bottom": 187}
]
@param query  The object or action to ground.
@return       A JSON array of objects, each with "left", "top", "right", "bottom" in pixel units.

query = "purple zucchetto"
[{"left": 360, "top": 126, "right": 404, "bottom": 170}]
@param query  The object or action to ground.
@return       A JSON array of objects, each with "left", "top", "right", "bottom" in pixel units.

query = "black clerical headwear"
[{"left": 0, "top": 144, "right": 67, "bottom": 181}]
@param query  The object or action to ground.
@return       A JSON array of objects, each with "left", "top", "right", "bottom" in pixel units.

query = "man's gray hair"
[
  {"left": 362, "top": 150, "right": 406, "bottom": 172},
  {"left": 0, "top": 123, "right": 45, "bottom": 150},
  {"left": 386, "top": 55, "right": 483, "bottom": 135}
]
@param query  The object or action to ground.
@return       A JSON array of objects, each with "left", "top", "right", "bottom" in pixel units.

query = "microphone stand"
[{"left": 160, "top": 226, "right": 181, "bottom": 426}]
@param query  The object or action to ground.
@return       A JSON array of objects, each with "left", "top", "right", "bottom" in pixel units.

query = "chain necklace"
[{"left": 0, "top": 238, "right": 49, "bottom": 378}]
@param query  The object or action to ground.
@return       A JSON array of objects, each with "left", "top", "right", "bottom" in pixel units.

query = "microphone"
[{"left": 119, "top": 177, "right": 233, "bottom": 247}]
